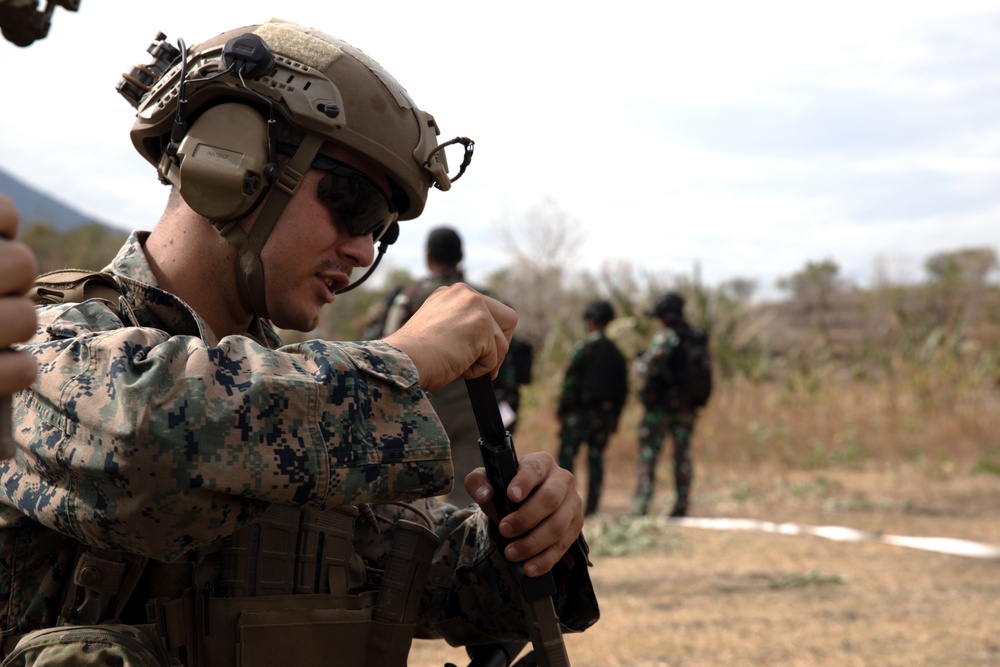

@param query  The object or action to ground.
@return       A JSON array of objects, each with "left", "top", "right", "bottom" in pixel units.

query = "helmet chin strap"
[{"left": 212, "top": 134, "right": 324, "bottom": 320}]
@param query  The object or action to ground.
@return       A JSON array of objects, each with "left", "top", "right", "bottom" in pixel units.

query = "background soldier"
[
  {"left": 2, "top": 20, "right": 597, "bottom": 664},
  {"left": 557, "top": 300, "right": 628, "bottom": 516},
  {"left": 381, "top": 225, "right": 500, "bottom": 508},
  {"left": 632, "top": 292, "right": 713, "bottom": 518}
]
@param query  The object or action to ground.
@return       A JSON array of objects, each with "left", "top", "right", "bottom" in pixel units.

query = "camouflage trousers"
[
  {"left": 631, "top": 406, "right": 696, "bottom": 516},
  {"left": 558, "top": 408, "right": 618, "bottom": 515}
]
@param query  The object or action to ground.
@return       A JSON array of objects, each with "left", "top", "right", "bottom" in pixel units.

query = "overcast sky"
[{"left": 2, "top": 1, "right": 999, "bottom": 297}]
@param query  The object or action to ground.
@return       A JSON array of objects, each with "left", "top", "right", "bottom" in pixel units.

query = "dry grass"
[{"left": 408, "top": 376, "right": 1000, "bottom": 666}]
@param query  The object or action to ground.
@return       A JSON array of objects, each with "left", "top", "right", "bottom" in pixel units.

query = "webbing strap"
[
  {"left": 74, "top": 552, "right": 127, "bottom": 594},
  {"left": 29, "top": 269, "right": 122, "bottom": 306},
  {"left": 216, "top": 133, "right": 325, "bottom": 319},
  {"left": 59, "top": 547, "right": 148, "bottom": 627}
]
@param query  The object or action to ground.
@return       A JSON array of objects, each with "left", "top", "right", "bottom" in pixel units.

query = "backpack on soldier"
[
  {"left": 642, "top": 325, "right": 713, "bottom": 409},
  {"left": 668, "top": 326, "right": 713, "bottom": 408},
  {"left": 578, "top": 337, "right": 628, "bottom": 408}
]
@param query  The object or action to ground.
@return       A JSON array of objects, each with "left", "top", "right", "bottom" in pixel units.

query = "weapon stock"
[{"left": 464, "top": 374, "right": 571, "bottom": 667}]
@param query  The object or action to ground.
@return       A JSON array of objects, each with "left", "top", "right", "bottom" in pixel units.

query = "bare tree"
[
  {"left": 490, "top": 198, "right": 585, "bottom": 354},
  {"left": 776, "top": 258, "right": 844, "bottom": 347}
]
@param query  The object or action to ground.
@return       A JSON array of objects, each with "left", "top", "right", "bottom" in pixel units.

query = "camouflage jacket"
[
  {"left": 636, "top": 325, "right": 683, "bottom": 408},
  {"left": 1, "top": 232, "right": 598, "bottom": 643},
  {"left": 635, "top": 327, "right": 680, "bottom": 378}
]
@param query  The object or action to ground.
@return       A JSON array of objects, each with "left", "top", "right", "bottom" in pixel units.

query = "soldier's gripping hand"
[
  {"left": 466, "top": 451, "right": 585, "bottom": 577},
  {"left": 0, "top": 194, "right": 39, "bottom": 398},
  {"left": 383, "top": 283, "right": 517, "bottom": 392}
]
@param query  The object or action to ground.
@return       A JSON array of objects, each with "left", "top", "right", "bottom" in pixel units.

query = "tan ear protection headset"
[
  {"left": 172, "top": 102, "right": 272, "bottom": 220},
  {"left": 157, "top": 33, "right": 279, "bottom": 222}
]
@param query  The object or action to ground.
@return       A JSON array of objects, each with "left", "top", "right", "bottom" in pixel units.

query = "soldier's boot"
[{"left": 669, "top": 490, "right": 688, "bottom": 518}]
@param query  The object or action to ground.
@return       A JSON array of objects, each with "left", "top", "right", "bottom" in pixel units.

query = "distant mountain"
[{"left": 0, "top": 166, "right": 101, "bottom": 232}]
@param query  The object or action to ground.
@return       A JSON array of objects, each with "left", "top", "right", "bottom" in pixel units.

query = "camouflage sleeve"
[
  {"left": 4, "top": 300, "right": 452, "bottom": 562},
  {"left": 640, "top": 329, "right": 677, "bottom": 377},
  {"left": 361, "top": 500, "right": 599, "bottom": 646}
]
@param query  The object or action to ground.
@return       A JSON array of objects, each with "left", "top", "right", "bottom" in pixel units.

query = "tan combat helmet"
[{"left": 118, "top": 18, "right": 474, "bottom": 317}]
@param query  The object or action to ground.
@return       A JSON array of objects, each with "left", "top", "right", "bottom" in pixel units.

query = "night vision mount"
[
  {"left": 116, "top": 31, "right": 278, "bottom": 110},
  {"left": 116, "top": 32, "right": 182, "bottom": 108}
]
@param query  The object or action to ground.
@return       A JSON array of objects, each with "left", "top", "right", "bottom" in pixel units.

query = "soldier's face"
[{"left": 259, "top": 146, "right": 390, "bottom": 331}]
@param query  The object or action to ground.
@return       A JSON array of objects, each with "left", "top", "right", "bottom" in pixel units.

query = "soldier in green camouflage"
[
  {"left": 1, "top": 20, "right": 597, "bottom": 666},
  {"left": 631, "top": 293, "right": 697, "bottom": 518},
  {"left": 557, "top": 300, "right": 628, "bottom": 516}
]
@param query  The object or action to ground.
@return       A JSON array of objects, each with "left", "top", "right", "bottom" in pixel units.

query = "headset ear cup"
[{"left": 175, "top": 103, "right": 270, "bottom": 220}]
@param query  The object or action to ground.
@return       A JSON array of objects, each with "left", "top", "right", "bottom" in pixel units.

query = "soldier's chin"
[{"left": 270, "top": 304, "right": 322, "bottom": 335}]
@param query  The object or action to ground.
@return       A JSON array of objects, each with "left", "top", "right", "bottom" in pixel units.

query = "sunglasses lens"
[
  {"left": 317, "top": 171, "right": 397, "bottom": 239},
  {"left": 275, "top": 142, "right": 398, "bottom": 238},
  {"left": 313, "top": 156, "right": 396, "bottom": 241}
]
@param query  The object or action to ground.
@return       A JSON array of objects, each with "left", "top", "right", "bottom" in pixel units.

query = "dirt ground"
[{"left": 409, "top": 463, "right": 1000, "bottom": 666}]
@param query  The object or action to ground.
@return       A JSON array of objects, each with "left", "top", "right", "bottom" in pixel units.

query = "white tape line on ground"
[{"left": 668, "top": 517, "right": 1000, "bottom": 560}]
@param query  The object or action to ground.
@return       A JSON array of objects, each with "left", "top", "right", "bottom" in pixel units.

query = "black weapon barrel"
[{"left": 465, "top": 374, "right": 571, "bottom": 667}]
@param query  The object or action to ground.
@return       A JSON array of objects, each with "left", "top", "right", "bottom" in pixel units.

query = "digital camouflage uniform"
[
  {"left": 0, "top": 233, "right": 599, "bottom": 662},
  {"left": 557, "top": 332, "right": 627, "bottom": 516},
  {"left": 631, "top": 326, "right": 697, "bottom": 517}
]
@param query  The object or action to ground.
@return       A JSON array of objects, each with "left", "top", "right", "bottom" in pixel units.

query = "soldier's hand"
[
  {"left": 0, "top": 194, "right": 39, "bottom": 397},
  {"left": 466, "top": 451, "right": 584, "bottom": 577},
  {"left": 384, "top": 283, "right": 517, "bottom": 392}
]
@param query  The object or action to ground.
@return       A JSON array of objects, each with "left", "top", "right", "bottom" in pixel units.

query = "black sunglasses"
[{"left": 276, "top": 142, "right": 398, "bottom": 241}]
